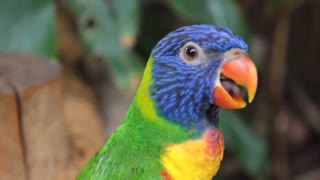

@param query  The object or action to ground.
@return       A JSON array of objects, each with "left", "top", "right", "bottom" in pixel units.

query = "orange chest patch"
[{"left": 160, "top": 128, "right": 225, "bottom": 180}]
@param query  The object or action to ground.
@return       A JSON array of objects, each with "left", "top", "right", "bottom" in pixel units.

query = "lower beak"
[{"left": 213, "top": 55, "right": 258, "bottom": 109}]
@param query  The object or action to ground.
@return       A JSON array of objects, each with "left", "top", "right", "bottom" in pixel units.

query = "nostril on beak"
[{"left": 233, "top": 51, "right": 240, "bottom": 56}]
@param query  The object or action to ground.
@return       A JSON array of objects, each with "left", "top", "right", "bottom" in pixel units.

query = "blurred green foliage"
[
  {"left": 168, "top": 0, "right": 249, "bottom": 40},
  {"left": 0, "top": 0, "right": 56, "bottom": 57},
  {"left": 0, "top": 0, "right": 267, "bottom": 178},
  {"left": 68, "top": 0, "right": 143, "bottom": 92},
  {"left": 220, "top": 110, "right": 267, "bottom": 177}
]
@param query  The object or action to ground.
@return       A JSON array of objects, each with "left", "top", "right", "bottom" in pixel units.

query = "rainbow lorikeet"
[{"left": 78, "top": 24, "right": 258, "bottom": 179}]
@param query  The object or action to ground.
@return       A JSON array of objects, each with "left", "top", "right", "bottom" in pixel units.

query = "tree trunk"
[
  {"left": 0, "top": 53, "right": 69, "bottom": 180},
  {"left": 0, "top": 78, "right": 25, "bottom": 180}
]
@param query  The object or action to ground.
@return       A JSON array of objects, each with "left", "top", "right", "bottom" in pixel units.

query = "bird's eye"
[
  {"left": 184, "top": 46, "right": 198, "bottom": 60},
  {"left": 179, "top": 42, "right": 207, "bottom": 66}
]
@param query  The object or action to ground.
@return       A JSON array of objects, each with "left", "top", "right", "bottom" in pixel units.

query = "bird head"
[{"left": 141, "top": 24, "right": 257, "bottom": 128}]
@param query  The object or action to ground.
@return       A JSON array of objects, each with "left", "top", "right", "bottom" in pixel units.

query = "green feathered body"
[
  {"left": 77, "top": 60, "right": 197, "bottom": 179},
  {"left": 78, "top": 99, "right": 193, "bottom": 179}
]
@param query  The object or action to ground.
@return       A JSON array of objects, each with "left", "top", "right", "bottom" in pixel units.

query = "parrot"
[{"left": 77, "top": 24, "right": 258, "bottom": 180}]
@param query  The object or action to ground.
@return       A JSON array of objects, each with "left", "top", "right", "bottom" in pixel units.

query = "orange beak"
[{"left": 213, "top": 55, "right": 258, "bottom": 109}]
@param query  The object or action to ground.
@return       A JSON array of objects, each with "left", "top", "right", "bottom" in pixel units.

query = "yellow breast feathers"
[{"left": 160, "top": 128, "right": 224, "bottom": 180}]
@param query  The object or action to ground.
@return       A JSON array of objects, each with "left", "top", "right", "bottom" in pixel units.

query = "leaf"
[
  {"left": 0, "top": 0, "right": 56, "bottom": 57},
  {"left": 166, "top": 0, "right": 212, "bottom": 23},
  {"left": 107, "top": 50, "right": 144, "bottom": 92},
  {"left": 207, "top": 0, "right": 249, "bottom": 40},
  {"left": 166, "top": 0, "right": 249, "bottom": 40},
  {"left": 68, "top": 0, "right": 143, "bottom": 92},
  {"left": 220, "top": 110, "right": 268, "bottom": 177},
  {"left": 110, "top": 0, "right": 140, "bottom": 48}
]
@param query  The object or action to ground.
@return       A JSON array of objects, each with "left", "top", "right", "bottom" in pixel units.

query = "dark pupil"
[{"left": 186, "top": 47, "right": 197, "bottom": 57}]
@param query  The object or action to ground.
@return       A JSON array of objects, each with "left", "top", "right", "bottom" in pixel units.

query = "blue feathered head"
[{"left": 149, "top": 24, "right": 257, "bottom": 128}]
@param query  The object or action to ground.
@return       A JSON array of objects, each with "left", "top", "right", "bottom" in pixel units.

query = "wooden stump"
[
  {"left": 0, "top": 78, "right": 25, "bottom": 179},
  {"left": 0, "top": 53, "right": 69, "bottom": 180}
]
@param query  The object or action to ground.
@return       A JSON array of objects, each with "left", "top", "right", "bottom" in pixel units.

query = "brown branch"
[
  {"left": 267, "top": 6, "right": 291, "bottom": 180},
  {"left": 267, "top": 0, "right": 311, "bottom": 179},
  {"left": 289, "top": 80, "right": 320, "bottom": 135}
]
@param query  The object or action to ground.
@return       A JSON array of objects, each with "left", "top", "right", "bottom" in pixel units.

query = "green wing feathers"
[{"left": 77, "top": 99, "right": 188, "bottom": 179}]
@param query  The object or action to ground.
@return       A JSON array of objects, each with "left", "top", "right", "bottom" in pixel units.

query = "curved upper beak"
[{"left": 213, "top": 54, "right": 258, "bottom": 109}]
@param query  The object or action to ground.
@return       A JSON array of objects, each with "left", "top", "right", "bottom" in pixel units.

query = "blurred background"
[{"left": 0, "top": 0, "right": 319, "bottom": 179}]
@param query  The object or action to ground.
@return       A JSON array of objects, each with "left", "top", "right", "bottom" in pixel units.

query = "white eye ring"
[{"left": 179, "top": 42, "right": 207, "bottom": 66}]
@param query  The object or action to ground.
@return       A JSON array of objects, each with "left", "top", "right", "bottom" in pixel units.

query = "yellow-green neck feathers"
[{"left": 136, "top": 57, "right": 166, "bottom": 125}]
